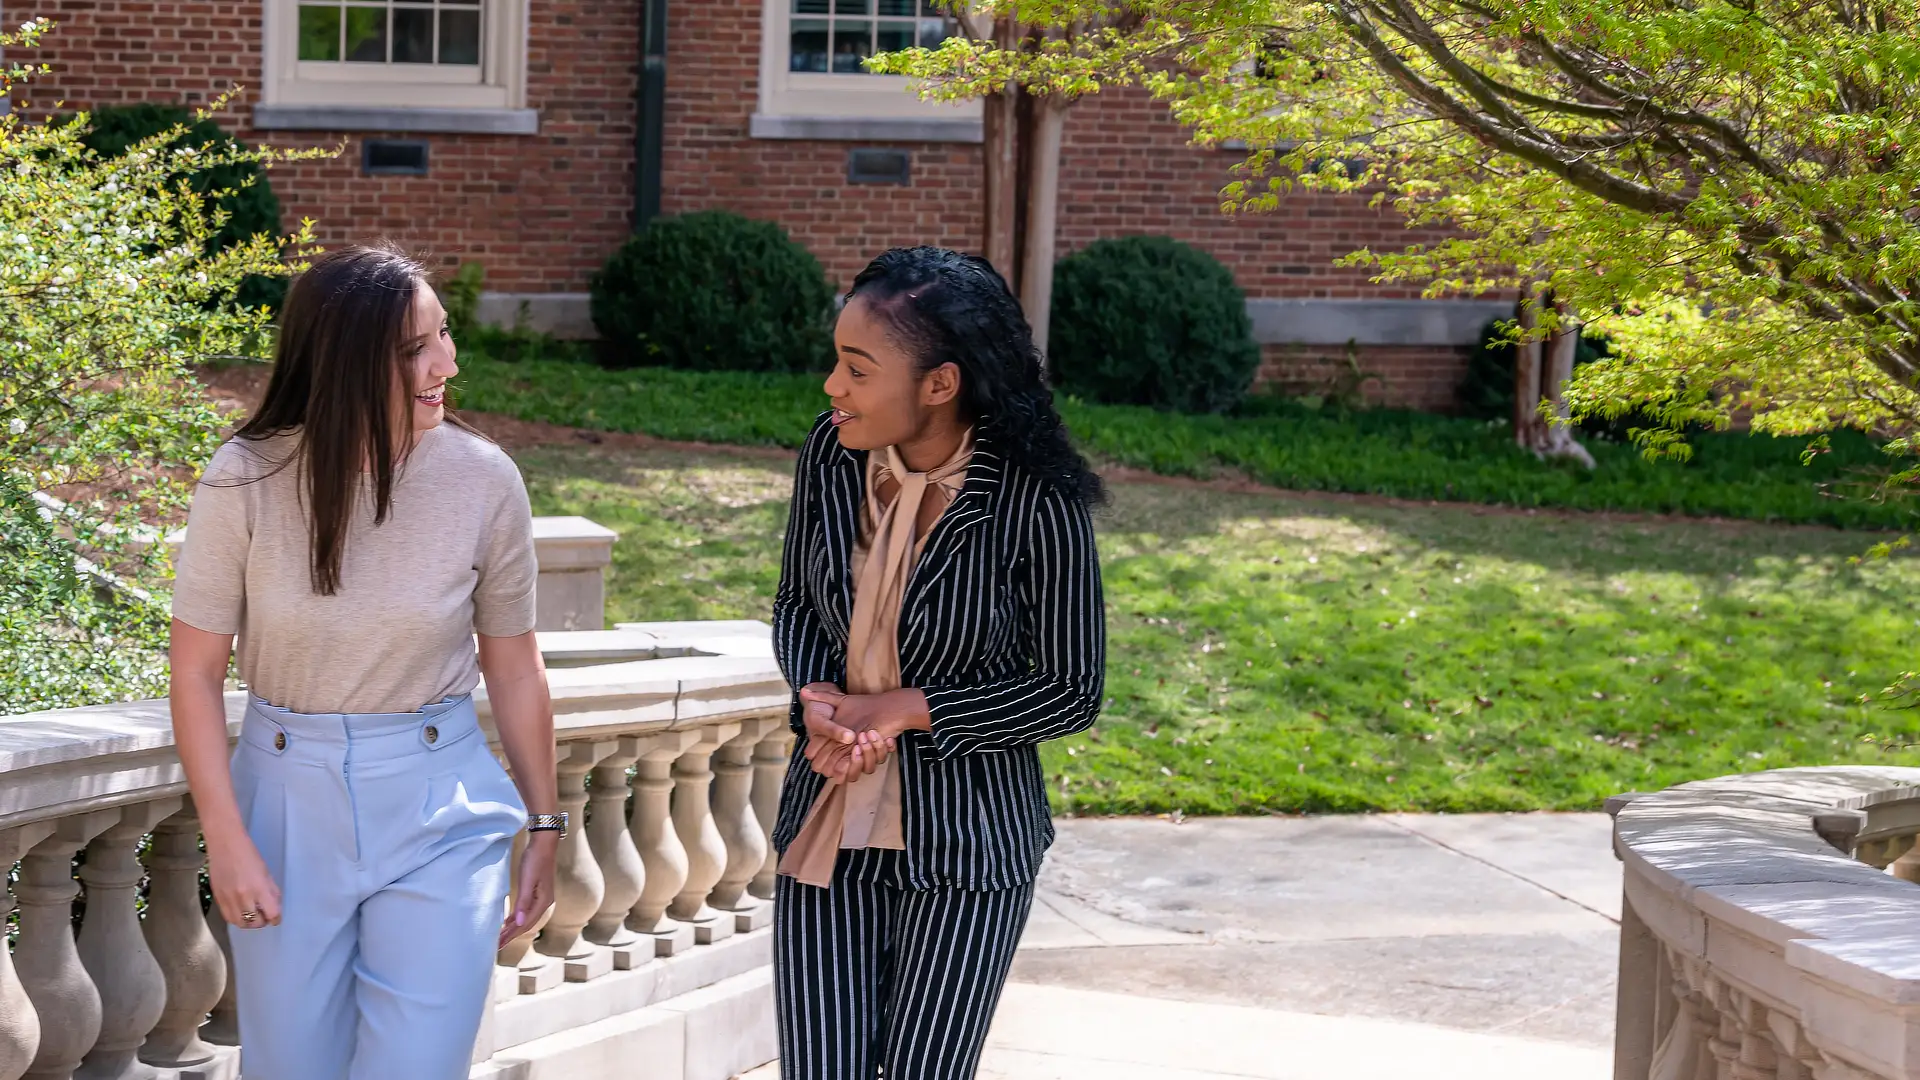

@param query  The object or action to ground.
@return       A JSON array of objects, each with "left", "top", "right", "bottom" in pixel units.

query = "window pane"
[
  {"left": 793, "top": 0, "right": 831, "bottom": 13},
  {"left": 298, "top": 4, "right": 342, "bottom": 61},
  {"left": 834, "top": 0, "right": 872, "bottom": 13},
  {"left": 393, "top": 7, "right": 434, "bottom": 63},
  {"left": 918, "top": 0, "right": 946, "bottom": 14},
  {"left": 439, "top": 8, "right": 481, "bottom": 64},
  {"left": 831, "top": 19, "right": 872, "bottom": 72},
  {"left": 878, "top": 0, "right": 914, "bottom": 15},
  {"left": 917, "top": 16, "right": 955, "bottom": 48},
  {"left": 344, "top": 6, "right": 388, "bottom": 62},
  {"left": 789, "top": 19, "right": 830, "bottom": 72},
  {"left": 875, "top": 20, "right": 914, "bottom": 55}
]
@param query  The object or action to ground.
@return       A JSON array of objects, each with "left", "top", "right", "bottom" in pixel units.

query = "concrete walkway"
[{"left": 747, "top": 813, "right": 1621, "bottom": 1080}]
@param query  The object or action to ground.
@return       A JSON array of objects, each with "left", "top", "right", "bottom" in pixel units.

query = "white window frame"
[
  {"left": 754, "top": 0, "right": 981, "bottom": 141},
  {"left": 256, "top": 0, "right": 536, "bottom": 133}
]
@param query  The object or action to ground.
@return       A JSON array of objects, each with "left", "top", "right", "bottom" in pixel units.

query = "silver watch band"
[{"left": 527, "top": 813, "right": 569, "bottom": 837}]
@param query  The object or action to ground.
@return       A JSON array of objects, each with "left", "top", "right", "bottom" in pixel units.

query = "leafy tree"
[
  {"left": 873, "top": 11, "right": 1141, "bottom": 358},
  {"left": 74, "top": 102, "right": 291, "bottom": 312},
  {"left": 0, "top": 20, "right": 322, "bottom": 713},
  {"left": 883, "top": 0, "right": 1920, "bottom": 474}
]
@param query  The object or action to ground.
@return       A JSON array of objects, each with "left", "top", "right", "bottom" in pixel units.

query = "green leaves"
[
  {"left": 0, "top": 41, "right": 326, "bottom": 712},
  {"left": 880, "top": 0, "right": 1920, "bottom": 452}
]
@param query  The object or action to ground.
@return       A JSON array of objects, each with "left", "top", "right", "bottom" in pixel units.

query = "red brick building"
[{"left": 7, "top": 0, "right": 1503, "bottom": 408}]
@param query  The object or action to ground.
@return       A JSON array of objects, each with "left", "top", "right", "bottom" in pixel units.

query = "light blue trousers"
[{"left": 228, "top": 694, "right": 525, "bottom": 1080}]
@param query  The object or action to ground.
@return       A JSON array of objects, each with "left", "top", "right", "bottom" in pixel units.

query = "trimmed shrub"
[
  {"left": 76, "top": 103, "right": 288, "bottom": 311},
  {"left": 1048, "top": 235, "right": 1260, "bottom": 414},
  {"left": 589, "top": 211, "right": 835, "bottom": 372}
]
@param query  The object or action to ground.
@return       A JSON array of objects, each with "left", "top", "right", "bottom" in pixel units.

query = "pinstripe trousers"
[{"left": 773, "top": 859, "right": 1035, "bottom": 1080}]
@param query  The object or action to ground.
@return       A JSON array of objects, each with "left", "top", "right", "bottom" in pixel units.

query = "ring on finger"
[{"left": 241, "top": 910, "right": 259, "bottom": 924}]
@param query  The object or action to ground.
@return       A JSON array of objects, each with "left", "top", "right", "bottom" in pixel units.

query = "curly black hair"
[{"left": 846, "top": 247, "right": 1106, "bottom": 509}]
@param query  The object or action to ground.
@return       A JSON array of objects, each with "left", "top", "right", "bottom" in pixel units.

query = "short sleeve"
[
  {"left": 170, "top": 444, "right": 254, "bottom": 636},
  {"left": 473, "top": 458, "right": 538, "bottom": 638}
]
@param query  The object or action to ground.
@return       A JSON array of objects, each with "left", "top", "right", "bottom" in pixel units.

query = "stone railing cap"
[{"left": 531, "top": 516, "right": 619, "bottom": 541}]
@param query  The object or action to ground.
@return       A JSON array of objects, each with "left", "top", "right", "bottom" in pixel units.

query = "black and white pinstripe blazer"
[{"left": 769, "top": 412, "right": 1106, "bottom": 891}]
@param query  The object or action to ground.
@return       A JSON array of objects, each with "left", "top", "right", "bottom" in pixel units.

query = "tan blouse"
[{"left": 778, "top": 430, "right": 974, "bottom": 888}]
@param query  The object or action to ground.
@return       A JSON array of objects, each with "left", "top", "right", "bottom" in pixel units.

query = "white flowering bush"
[{"left": 0, "top": 20, "right": 322, "bottom": 712}]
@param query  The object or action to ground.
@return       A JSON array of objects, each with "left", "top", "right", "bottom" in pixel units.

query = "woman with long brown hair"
[{"left": 168, "top": 243, "right": 561, "bottom": 1079}]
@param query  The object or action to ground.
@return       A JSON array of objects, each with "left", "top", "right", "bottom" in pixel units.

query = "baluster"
[
  {"left": 668, "top": 724, "right": 739, "bottom": 945},
  {"left": 76, "top": 799, "right": 181, "bottom": 1080},
  {"left": 138, "top": 800, "right": 224, "bottom": 1069},
  {"left": 16, "top": 810, "right": 117, "bottom": 1080},
  {"left": 1712, "top": 1010, "right": 1746, "bottom": 1080},
  {"left": 201, "top": 913, "right": 237, "bottom": 1045},
  {"left": 535, "top": 740, "right": 616, "bottom": 982},
  {"left": 0, "top": 824, "right": 56, "bottom": 1080},
  {"left": 709, "top": 721, "right": 774, "bottom": 932},
  {"left": 1764, "top": 1015, "right": 1816, "bottom": 1080},
  {"left": 1647, "top": 954, "right": 1714, "bottom": 1080},
  {"left": 1719, "top": 994, "right": 1778, "bottom": 1080},
  {"left": 749, "top": 730, "right": 791, "bottom": 902},
  {"left": 583, "top": 737, "right": 651, "bottom": 969},
  {"left": 498, "top": 830, "right": 562, "bottom": 995},
  {"left": 1886, "top": 837, "right": 1920, "bottom": 883},
  {"left": 627, "top": 732, "right": 699, "bottom": 956}
]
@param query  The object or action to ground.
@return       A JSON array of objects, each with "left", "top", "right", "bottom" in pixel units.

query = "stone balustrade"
[
  {"left": 1610, "top": 766, "right": 1920, "bottom": 1080},
  {"left": 0, "top": 622, "right": 793, "bottom": 1080}
]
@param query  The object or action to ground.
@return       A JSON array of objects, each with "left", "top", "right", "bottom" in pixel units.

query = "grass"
[
  {"left": 455, "top": 332, "right": 1913, "bottom": 530},
  {"left": 516, "top": 441, "right": 1920, "bottom": 816}
]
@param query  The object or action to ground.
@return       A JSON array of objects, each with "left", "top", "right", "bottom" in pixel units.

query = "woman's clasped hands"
[{"left": 798, "top": 683, "right": 932, "bottom": 784}]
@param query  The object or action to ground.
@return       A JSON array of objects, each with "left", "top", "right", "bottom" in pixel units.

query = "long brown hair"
[{"left": 234, "top": 242, "right": 468, "bottom": 595}]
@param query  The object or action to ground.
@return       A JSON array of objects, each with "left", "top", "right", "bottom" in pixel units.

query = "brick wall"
[
  {"left": 1258, "top": 345, "right": 1473, "bottom": 413},
  {"left": 7, "top": 0, "right": 641, "bottom": 292},
  {"left": 660, "top": 1, "right": 1472, "bottom": 406},
  {"left": 9, "top": 0, "right": 1473, "bottom": 407}
]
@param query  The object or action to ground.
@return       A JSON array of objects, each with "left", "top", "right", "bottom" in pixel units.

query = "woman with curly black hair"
[{"left": 768, "top": 246, "right": 1107, "bottom": 1079}]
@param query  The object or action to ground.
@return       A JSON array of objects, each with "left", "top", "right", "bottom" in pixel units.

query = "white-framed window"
[
  {"left": 755, "top": 0, "right": 981, "bottom": 140},
  {"left": 257, "top": 0, "right": 534, "bottom": 132}
]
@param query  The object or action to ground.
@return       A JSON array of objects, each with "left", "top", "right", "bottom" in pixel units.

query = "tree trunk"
[
  {"left": 1019, "top": 95, "right": 1067, "bottom": 365},
  {"left": 1513, "top": 289, "right": 1544, "bottom": 448},
  {"left": 1539, "top": 304, "right": 1597, "bottom": 467},
  {"left": 980, "top": 18, "right": 1020, "bottom": 284},
  {"left": 1513, "top": 288, "right": 1596, "bottom": 468}
]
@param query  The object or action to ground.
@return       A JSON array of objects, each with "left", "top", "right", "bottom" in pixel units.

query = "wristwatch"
[{"left": 527, "top": 813, "right": 569, "bottom": 839}]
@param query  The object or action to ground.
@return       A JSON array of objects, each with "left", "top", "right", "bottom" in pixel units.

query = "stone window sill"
[
  {"left": 251, "top": 105, "right": 540, "bottom": 136},
  {"left": 748, "top": 114, "right": 982, "bottom": 144}
]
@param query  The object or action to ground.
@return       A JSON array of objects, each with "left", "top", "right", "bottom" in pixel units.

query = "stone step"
[
  {"left": 472, "top": 966, "right": 776, "bottom": 1080},
  {"left": 491, "top": 929, "right": 772, "bottom": 1053}
]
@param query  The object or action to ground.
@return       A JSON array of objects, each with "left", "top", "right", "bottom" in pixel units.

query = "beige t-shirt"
[{"left": 171, "top": 423, "right": 539, "bottom": 714}]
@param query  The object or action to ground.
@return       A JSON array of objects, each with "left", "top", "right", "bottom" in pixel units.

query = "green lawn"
[
  {"left": 516, "top": 441, "right": 1920, "bottom": 816},
  {"left": 455, "top": 335, "right": 1914, "bottom": 530}
]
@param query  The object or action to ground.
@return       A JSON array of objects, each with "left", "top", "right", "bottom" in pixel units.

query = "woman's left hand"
[
  {"left": 499, "top": 830, "right": 559, "bottom": 949},
  {"left": 799, "top": 686, "right": 930, "bottom": 779}
]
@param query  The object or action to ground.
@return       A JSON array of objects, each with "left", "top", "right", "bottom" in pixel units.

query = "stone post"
[
  {"left": 139, "top": 801, "right": 226, "bottom": 1069},
  {"left": 16, "top": 810, "right": 118, "bottom": 1080},
  {"left": 530, "top": 517, "right": 617, "bottom": 632},
  {"left": 536, "top": 740, "right": 618, "bottom": 982},
  {"left": 75, "top": 798, "right": 181, "bottom": 1080},
  {"left": 0, "top": 823, "right": 57, "bottom": 1080},
  {"left": 627, "top": 731, "right": 700, "bottom": 956},
  {"left": 668, "top": 724, "right": 740, "bottom": 945},
  {"left": 1613, "top": 892, "right": 1659, "bottom": 1080},
  {"left": 583, "top": 737, "right": 651, "bottom": 969},
  {"left": 201, "top": 913, "right": 238, "bottom": 1046},
  {"left": 709, "top": 720, "right": 774, "bottom": 931},
  {"left": 748, "top": 730, "right": 791, "bottom": 902}
]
